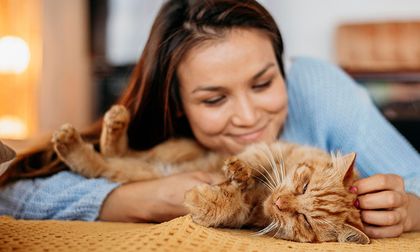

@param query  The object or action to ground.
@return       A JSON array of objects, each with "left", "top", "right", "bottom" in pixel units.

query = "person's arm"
[
  {"left": 284, "top": 57, "right": 420, "bottom": 237},
  {"left": 0, "top": 171, "right": 119, "bottom": 220},
  {"left": 99, "top": 171, "right": 225, "bottom": 222},
  {"left": 314, "top": 60, "right": 420, "bottom": 236},
  {"left": 0, "top": 169, "right": 224, "bottom": 222}
]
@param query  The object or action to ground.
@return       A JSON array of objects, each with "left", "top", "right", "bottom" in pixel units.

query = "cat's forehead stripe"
[
  {"left": 312, "top": 191, "right": 347, "bottom": 198},
  {"left": 297, "top": 162, "right": 316, "bottom": 171}
]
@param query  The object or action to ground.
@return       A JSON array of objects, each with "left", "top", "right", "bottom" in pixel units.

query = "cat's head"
[{"left": 244, "top": 143, "right": 370, "bottom": 244}]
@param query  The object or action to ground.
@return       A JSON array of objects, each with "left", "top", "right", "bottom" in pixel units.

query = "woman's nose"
[{"left": 231, "top": 96, "right": 258, "bottom": 126}]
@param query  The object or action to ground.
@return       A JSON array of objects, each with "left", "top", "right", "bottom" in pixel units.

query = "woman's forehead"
[{"left": 177, "top": 28, "right": 277, "bottom": 90}]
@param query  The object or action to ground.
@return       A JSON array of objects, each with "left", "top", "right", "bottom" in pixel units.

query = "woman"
[{"left": 1, "top": 0, "right": 419, "bottom": 238}]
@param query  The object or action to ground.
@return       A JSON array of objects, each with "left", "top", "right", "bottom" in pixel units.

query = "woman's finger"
[
  {"left": 358, "top": 190, "right": 407, "bottom": 209},
  {"left": 353, "top": 174, "right": 405, "bottom": 195},
  {"left": 361, "top": 210, "right": 402, "bottom": 226},
  {"left": 363, "top": 224, "right": 404, "bottom": 238}
]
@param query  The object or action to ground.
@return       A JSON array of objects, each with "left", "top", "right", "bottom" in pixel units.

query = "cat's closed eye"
[
  {"left": 298, "top": 213, "right": 312, "bottom": 229},
  {"left": 302, "top": 182, "right": 309, "bottom": 194}
]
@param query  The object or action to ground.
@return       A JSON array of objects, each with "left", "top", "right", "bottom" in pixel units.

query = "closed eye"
[
  {"left": 252, "top": 80, "right": 272, "bottom": 91},
  {"left": 300, "top": 213, "right": 313, "bottom": 230},
  {"left": 202, "top": 95, "right": 225, "bottom": 105},
  {"left": 303, "top": 182, "right": 309, "bottom": 194}
]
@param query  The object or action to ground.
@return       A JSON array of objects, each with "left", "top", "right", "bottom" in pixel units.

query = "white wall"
[
  {"left": 106, "top": 0, "right": 166, "bottom": 65},
  {"left": 261, "top": 0, "right": 420, "bottom": 63},
  {"left": 106, "top": 0, "right": 420, "bottom": 65}
]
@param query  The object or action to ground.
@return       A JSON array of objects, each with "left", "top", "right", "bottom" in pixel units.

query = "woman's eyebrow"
[
  {"left": 252, "top": 62, "right": 275, "bottom": 80},
  {"left": 192, "top": 86, "right": 224, "bottom": 93},
  {"left": 192, "top": 62, "right": 275, "bottom": 94}
]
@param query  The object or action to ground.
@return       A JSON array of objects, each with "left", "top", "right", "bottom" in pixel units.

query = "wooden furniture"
[{"left": 336, "top": 21, "right": 420, "bottom": 151}]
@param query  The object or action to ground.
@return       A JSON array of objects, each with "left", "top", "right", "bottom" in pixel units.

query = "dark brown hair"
[{"left": 0, "top": 0, "right": 285, "bottom": 185}]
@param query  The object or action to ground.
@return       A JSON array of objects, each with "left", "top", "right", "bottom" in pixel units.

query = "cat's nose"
[{"left": 274, "top": 198, "right": 282, "bottom": 210}]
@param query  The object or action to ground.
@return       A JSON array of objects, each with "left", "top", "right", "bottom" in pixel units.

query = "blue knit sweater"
[{"left": 1, "top": 57, "right": 419, "bottom": 221}]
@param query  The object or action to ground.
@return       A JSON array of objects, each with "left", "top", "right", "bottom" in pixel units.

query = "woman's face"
[{"left": 177, "top": 28, "right": 288, "bottom": 155}]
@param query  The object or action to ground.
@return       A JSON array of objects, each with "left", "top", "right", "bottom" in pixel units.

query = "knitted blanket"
[{"left": 0, "top": 215, "right": 419, "bottom": 251}]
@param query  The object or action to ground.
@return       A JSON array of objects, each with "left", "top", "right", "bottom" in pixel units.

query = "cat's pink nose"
[{"left": 275, "top": 198, "right": 282, "bottom": 210}]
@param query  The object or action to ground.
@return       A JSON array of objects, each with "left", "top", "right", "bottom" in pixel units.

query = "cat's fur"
[
  {"left": 52, "top": 105, "right": 369, "bottom": 244},
  {"left": 52, "top": 105, "right": 224, "bottom": 183}
]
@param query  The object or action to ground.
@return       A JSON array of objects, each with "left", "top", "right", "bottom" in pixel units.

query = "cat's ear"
[
  {"left": 341, "top": 152, "right": 356, "bottom": 187},
  {"left": 0, "top": 140, "right": 16, "bottom": 164},
  {"left": 337, "top": 223, "right": 370, "bottom": 244}
]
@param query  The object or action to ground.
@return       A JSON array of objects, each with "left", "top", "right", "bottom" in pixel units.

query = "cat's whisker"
[
  {"left": 271, "top": 158, "right": 281, "bottom": 189},
  {"left": 272, "top": 225, "right": 283, "bottom": 238},
  {"left": 251, "top": 165, "right": 276, "bottom": 190},
  {"left": 274, "top": 150, "right": 286, "bottom": 184},
  {"left": 251, "top": 165, "right": 273, "bottom": 186},
  {"left": 253, "top": 221, "right": 278, "bottom": 236},
  {"left": 268, "top": 151, "right": 281, "bottom": 188},
  {"left": 254, "top": 176, "right": 274, "bottom": 191},
  {"left": 254, "top": 169, "right": 275, "bottom": 191},
  {"left": 256, "top": 165, "right": 276, "bottom": 190},
  {"left": 260, "top": 145, "right": 281, "bottom": 188},
  {"left": 257, "top": 164, "right": 277, "bottom": 189}
]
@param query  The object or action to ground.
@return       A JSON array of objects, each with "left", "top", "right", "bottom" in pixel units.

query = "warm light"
[
  {"left": 0, "top": 36, "right": 31, "bottom": 74},
  {"left": 0, "top": 116, "right": 28, "bottom": 139}
]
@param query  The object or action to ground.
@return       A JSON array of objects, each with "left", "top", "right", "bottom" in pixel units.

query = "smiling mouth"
[{"left": 230, "top": 126, "right": 267, "bottom": 143}]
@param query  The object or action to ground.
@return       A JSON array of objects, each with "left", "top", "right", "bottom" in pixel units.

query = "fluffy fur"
[
  {"left": 52, "top": 105, "right": 369, "bottom": 244},
  {"left": 52, "top": 105, "right": 223, "bottom": 183}
]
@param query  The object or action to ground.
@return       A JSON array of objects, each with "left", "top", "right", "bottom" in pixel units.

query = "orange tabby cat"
[
  {"left": 52, "top": 105, "right": 369, "bottom": 244},
  {"left": 52, "top": 105, "right": 224, "bottom": 183},
  {"left": 185, "top": 143, "right": 370, "bottom": 244}
]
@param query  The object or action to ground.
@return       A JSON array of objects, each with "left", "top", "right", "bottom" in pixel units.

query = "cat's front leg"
[
  {"left": 223, "top": 157, "right": 255, "bottom": 190},
  {"left": 185, "top": 157, "right": 256, "bottom": 228},
  {"left": 100, "top": 105, "right": 130, "bottom": 157},
  {"left": 184, "top": 182, "right": 250, "bottom": 228}
]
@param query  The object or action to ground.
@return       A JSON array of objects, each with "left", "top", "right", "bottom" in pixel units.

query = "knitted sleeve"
[
  {"left": 0, "top": 171, "right": 120, "bottom": 220},
  {"left": 283, "top": 57, "right": 420, "bottom": 195}
]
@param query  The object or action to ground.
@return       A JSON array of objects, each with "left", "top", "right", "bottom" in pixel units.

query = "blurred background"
[{"left": 0, "top": 0, "right": 419, "bottom": 151}]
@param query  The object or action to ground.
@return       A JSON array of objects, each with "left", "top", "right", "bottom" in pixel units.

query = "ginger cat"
[
  {"left": 52, "top": 105, "right": 369, "bottom": 244},
  {"left": 52, "top": 105, "right": 224, "bottom": 183}
]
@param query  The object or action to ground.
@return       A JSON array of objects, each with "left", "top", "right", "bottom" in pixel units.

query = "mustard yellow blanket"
[{"left": 0, "top": 215, "right": 419, "bottom": 251}]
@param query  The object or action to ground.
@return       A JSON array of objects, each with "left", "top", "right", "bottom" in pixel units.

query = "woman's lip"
[{"left": 230, "top": 126, "right": 266, "bottom": 143}]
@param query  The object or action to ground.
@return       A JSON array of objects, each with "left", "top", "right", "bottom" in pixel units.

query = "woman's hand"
[
  {"left": 352, "top": 174, "right": 420, "bottom": 238},
  {"left": 98, "top": 171, "right": 225, "bottom": 223}
]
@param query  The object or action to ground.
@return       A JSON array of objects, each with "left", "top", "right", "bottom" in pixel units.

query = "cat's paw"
[
  {"left": 223, "top": 157, "right": 253, "bottom": 188},
  {"left": 104, "top": 105, "right": 130, "bottom": 134},
  {"left": 52, "top": 123, "right": 83, "bottom": 156},
  {"left": 185, "top": 184, "right": 248, "bottom": 228},
  {"left": 185, "top": 184, "right": 228, "bottom": 227}
]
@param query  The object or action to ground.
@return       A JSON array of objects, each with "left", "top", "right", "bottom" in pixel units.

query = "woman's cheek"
[
  {"left": 267, "top": 84, "right": 287, "bottom": 113},
  {"left": 258, "top": 92, "right": 286, "bottom": 114},
  {"left": 189, "top": 107, "right": 230, "bottom": 135}
]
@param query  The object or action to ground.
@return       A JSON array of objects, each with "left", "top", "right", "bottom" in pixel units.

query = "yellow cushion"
[{"left": 1, "top": 215, "right": 419, "bottom": 251}]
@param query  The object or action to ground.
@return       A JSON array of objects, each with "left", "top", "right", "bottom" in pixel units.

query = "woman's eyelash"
[
  {"left": 253, "top": 80, "right": 272, "bottom": 90},
  {"left": 202, "top": 96, "right": 225, "bottom": 105},
  {"left": 201, "top": 80, "right": 272, "bottom": 105}
]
